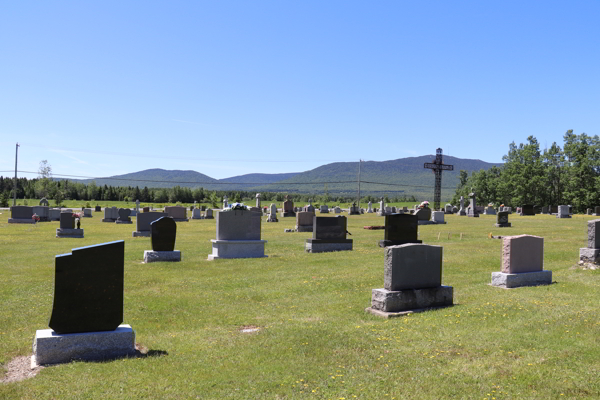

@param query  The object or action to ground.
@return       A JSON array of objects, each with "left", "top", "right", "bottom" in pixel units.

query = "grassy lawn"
[{"left": 0, "top": 209, "right": 598, "bottom": 399}]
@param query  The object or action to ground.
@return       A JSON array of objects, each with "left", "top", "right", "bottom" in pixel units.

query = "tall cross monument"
[{"left": 424, "top": 148, "right": 454, "bottom": 211}]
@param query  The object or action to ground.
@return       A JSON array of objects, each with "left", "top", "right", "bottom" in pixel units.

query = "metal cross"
[{"left": 424, "top": 148, "right": 454, "bottom": 211}]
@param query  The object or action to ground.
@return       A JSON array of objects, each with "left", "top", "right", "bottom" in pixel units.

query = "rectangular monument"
[
  {"left": 379, "top": 214, "right": 422, "bottom": 248},
  {"left": 305, "top": 216, "right": 352, "bottom": 253},
  {"left": 208, "top": 210, "right": 266, "bottom": 260},
  {"left": 134, "top": 212, "right": 167, "bottom": 237},
  {"left": 164, "top": 206, "right": 188, "bottom": 222},
  {"left": 579, "top": 219, "right": 600, "bottom": 264},
  {"left": 295, "top": 211, "right": 315, "bottom": 232},
  {"left": 8, "top": 205, "right": 35, "bottom": 224},
  {"left": 491, "top": 235, "right": 551, "bottom": 288}
]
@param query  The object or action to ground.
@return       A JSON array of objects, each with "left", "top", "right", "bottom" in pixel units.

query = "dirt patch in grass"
[{"left": 1, "top": 356, "right": 43, "bottom": 384}]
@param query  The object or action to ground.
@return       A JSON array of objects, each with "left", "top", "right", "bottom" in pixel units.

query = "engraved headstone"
[
  {"left": 467, "top": 191, "right": 479, "bottom": 217},
  {"left": 495, "top": 211, "right": 511, "bottom": 227},
  {"left": 116, "top": 208, "right": 132, "bottom": 223},
  {"left": 134, "top": 212, "right": 167, "bottom": 237},
  {"left": 379, "top": 213, "right": 422, "bottom": 248},
  {"left": 151, "top": 217, "right": 177, "bottom": 251},
  {"left": 305, "top": 216, "right": 352, "bottom": 253},
  {"left": 491, "top": 235, "right": 551, "bottom": 288},
  {"left": 579, "top": 219, "right": 600, "bottom": 263}
]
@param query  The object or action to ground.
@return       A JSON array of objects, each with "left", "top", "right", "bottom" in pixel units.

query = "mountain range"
[{"left": 77, "top": 155, "right": 502, "bottom": 198}]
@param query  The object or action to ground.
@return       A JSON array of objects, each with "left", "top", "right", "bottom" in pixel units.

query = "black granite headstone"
[
  {"left": 95, "top": 205, "right": 101, "bottom": 212},
  {"left": 595, "top": 206, "right": 600, "bottom": 215},
  {"left": 379, "top": 213, "right": 422, "bottom": 248},
  {"left": 118, "top": 208, "right": 131, "bottom": 222},
  {"left": 313, "top": 216, "right": 347, "bottom": 240},
  {"left": 11, "top": 206, "right": 34, "bottom": 219},
  {"left": 151, "top": 217, "right": 177, "bottom": 251},
  {"left": 521, "top": 204, "right": 535, "bottom": 216},
  {"left": 48, "top": 240, "right": 124, "bottom": 334}
]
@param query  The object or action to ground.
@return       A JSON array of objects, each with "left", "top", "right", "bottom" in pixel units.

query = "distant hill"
[{"left": 74, "top": 156, "right": 502, "bottom": 199}]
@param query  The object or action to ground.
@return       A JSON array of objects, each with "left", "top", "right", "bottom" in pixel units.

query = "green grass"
[{"left": 0, "top": 210, "right": 598, "bottom": 399}]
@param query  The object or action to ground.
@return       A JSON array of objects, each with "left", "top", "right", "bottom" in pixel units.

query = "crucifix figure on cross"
[{"left": 424, "top": 148, "right": 454, "bottom": 211}]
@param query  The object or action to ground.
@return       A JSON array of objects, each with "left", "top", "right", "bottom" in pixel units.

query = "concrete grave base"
[
  {"left": 143, "top": 250, "right": 181, "bottom": 263},
  {"left": 378, "top": 239, "right": 422, "bottom": 248},
  {"left": 115, "top": 220, "right": 133, "bottom": 224},
  {"left": 579, "top": 248, "right": 600, "bottom": 263},
  {"left": 132, "top": 231, "right": 151, "bottom": 237},
  {"left": 280, "top": 212, "right": 296, "bottom": 217},
  {"left": 305, "top": 239, "right": 353, "bottom": 253},
  {"left": 295, "top": 225, "right": 313, "bottom": 232},
  {"left": 369, "top": 286, "right": 453, "bottom": 314},
  {"left": 56, "top": 228, "right": 84, "bottom": 238},
  {"left": 101, "top": 218, "right": 116, "bottom": 223},
  {"left": 491, "top": 270, "right": 552, "bottom": 288},
  {"left": 8, "top": 218, "right": 36, "bottom": 224},
  {"left": 208, "top": 239, "right": 267, "bottom": 260},
  {"left": 33, "top": 324, "right": 136, "bottom": 365},
  {"left": 191, "top": 216, "right": 204, "bottom": 220},
  {"left": 494, "top": 223, "right": 512, "bottom": 227}
]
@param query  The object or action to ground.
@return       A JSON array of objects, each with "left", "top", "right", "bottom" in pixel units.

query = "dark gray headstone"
[
  {"left": 216, "top": 210, "right": 261, "bottom": 240},
  {"left": 151, "top": 217, "right": 177, "bottom": 251},
  {"left": 380, "top": 214, "right": 422, "bottom": 247},
  {"left": 48, "top": 240, "right": 124, "bottom": 334},
  {"left": 137, "top": 212, "right": 168, "bottom": 232},
  {"left": 414, "top": 207, "right": 432, "bottom": 221},
  {"left": 59, "top": 213, "right": 75, "bottom": 229},
  {"left": 11, "top": 206, "right": 34, "bottom": 219},
  {"left": 384, "top": 244, "right": 443, "bottom": 290},
  {"left": 595, "top": 206, "right": 600, "bottom": 215},
  {"left": 117, "top": 208, "right": 131, "bottom": 222},
  {"left": 313, "top": 216, "right": 347, "bottom": 240},
  {"left": 587, "top": 219, "right": 600, "bottom": 249},
  {"left": 497, "top": 211, "right": 509, "bottom": 225},
  {"left": 95, "top": 205, "right": 101, "bottom": 212},
  {"left": 521, "top": 204, "right": 535, "bottom": 215}
]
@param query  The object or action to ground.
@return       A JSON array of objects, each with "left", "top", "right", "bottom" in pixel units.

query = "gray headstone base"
[
  {"left": 101, "top": 218, "right": 116, "bottom": 223},
  {"left": 7, "top": 218, "right": 36, "bottom": 224},
  {"left": 143, "top": 250, "right": 181, "bottom": 263},
  {"left": 208, "top": 239, "right": 267, "bottom": 260},
  {"left": 494, "top": 223, "right": 512, "bottom": 227},
  {"left": 33, "top": 324, "right": 135, "bottom": 365},
  {"left": 370, "top": 286, "right": 453, "bottom": 313},
  {"left": 295, "top": 225, "right": 313, "bottom": 232},
  {"left": 491, "top": 270, "right": 552, "bottom": 288},
  {"left": 579, "top": 248, "right": 600, "bottom": 263},
  {"left": 191, "top": 216, "right": 204, "bottom": 220},
  {"left": 132, "top": 231, "right": 151, "bottom": 237},
  {"left": 305, "top": 239, "right": 353, "bottom": 253},
  {"left": 56, "top": 228, "right": 84, "bottom": 238},
  {"left": 115, "top": 220, "right": 133, "bottom": 224}
]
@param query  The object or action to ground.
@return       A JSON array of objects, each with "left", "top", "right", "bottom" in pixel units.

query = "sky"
[{"left": 1, "top": 1, "right": 599, "bottom": 180}]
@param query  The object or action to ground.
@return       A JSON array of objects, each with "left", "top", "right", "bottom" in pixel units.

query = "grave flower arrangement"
[
  {"left": 418, "top": 201, "right": 430, "bottom": 209},
  {"left": 32, "top": 213, "right": 40, "bottom": 223},
  {"left": 226, "top": 203, "right": 248, "bottom": 211}
]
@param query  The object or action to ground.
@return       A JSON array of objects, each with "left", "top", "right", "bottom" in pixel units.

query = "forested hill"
[{"left": 76, "top": 156, "right": 502, "bottom": 197}]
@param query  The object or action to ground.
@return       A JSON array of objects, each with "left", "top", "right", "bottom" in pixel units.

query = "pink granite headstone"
[{"left": 502, "top": 235, "right": 544, "bottom": 273}]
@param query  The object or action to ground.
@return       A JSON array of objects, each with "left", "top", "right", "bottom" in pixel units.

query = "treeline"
[
  {"left": 453, "top": 130, "right": 600, "bottom": 213},
  {"left": 0, "top": 176, "right": 418, "bottom": 207}
]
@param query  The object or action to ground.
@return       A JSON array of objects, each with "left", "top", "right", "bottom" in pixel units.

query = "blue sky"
[{"left": 1, "top": 1, "right": 598, "bottom": 180}]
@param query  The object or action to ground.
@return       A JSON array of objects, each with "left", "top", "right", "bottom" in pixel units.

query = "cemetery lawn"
[{"left": 1, "top": 210, "right": 599, "bottom": 399}]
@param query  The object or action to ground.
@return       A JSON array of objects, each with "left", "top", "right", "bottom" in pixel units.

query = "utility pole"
[
  {"left": 357, "top": 159, "right": 362, "bottom": 208},
  {"left": 13, "top": 143, "right": 19, "bottom": 206}
]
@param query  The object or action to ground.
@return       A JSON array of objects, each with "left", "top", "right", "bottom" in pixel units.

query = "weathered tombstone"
[
  {"left": 484, "top": 206, "right": 496, "bottom": 215},
  {"left": 431, "top": 211, "right": 446, "bottom": 224},
  {"left": 116, "top": 208, "right": 132, "bottom": 224},
  {"left": 458, "top": 196, "right": 466, "bottom": 216},
  {"left": 377, "top": 198, "right": 386, "bottom": 216},
  {"left": 379, "top": 214, "right": 422, "bottom": 248},
  {"left": 32, "top": 206, "right": 49, "bottom": 221},
  {"left": 349, "top": 202, "right": 360, "bottom": 215},
  {"left": 83, "top": 208, "right": 93, "bottom": 218},
  {"left": 295, "top": 211, "right": 315, "bottom": 232},
  {"left": 95, "top": 205, "right": 101, "bottom": 212},
  {"left": 367, "top": 201, "right": 373, "bottom": 213},
  {"left": 415, "top": 207, "right": 432, "bottom": 224},
  {"left": 334, "top": 206, "right": 341, "bottom": 214},
  {"left": 444, "top": 204, "right": 453, "bottom": 214},
  {"left": 305, "top": 216, "right": 353, "bottom": 253},
  {"left": 587, "top": 208, "right": 593, "bottom": 215},
  {"left": 452, "top": 206, "right": 458, "bottom": 213},
  {"left": 223, "top": 196, "right": 228, "bottom": 209},
  {"left": 557, "top": 205, "right": 571, "bottom": 218},
  {"left": 255, "top": 193, "right": 261, "bottom": 208},
  {"left": 33, "top": 240, "right": 135, "bottom": 365},
  {"left": 366, "top": 244, "right": 453, "bottom": 317},
  {"left": 48, "top": 208, "right": 61, "bottom": 221},
  {"left": 164, "top": 206, "right": 188, "bottom": 222},
  {"left": 208, "top": 209, "right": 266, "bottom": 260},
  {"left": 491, "top": 235, "right": 551, "bottom": 288},
  {"left": 56, "top": 213, "right": 84, "bottom": 238},
  {"left": 467, "top": 191, "right": 479, "bottom": 218},
  {"left": 319, "top": 205, "right": 329, "bottom": 213},
  {"left": 204, "top": 208, "right": 214, "bottom": 219},
  {"left": 39, "top": 198, "right": 49, "bottom": 206},
  {"left": 304, "top": 199, "right": 315, "bottom": 213},
  {"left": 494, "top": 211, "right": 511, "bottom": 227},
  {"left": 133, "top": 212, "right": 167, "bottom": 237},
  {"left": 102, "top": 207, "right": 119, "bottom": 222},
  {"left": 144, "top": 217, "right": 181, "bottom": 262},
  {"left": 135, "top": 200, "right": 140, "bottom": 213},
  {"left": 266, "top": 203, "right": 278, "bottom": 222},
  {"left": 280, "top": 196, "right": 296, "bottom": 217},
  {"left": 8, "top": 206, "right": 35, "bottom": 224},
  {"left": 520, "top": 204, "right": 535, "bottom": 216},
  {"left": 579, "top": 219, "right": 600, "bottom": 263},
  {"left": 191, "top": 208, "right": 203, "bottom": 220}
]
